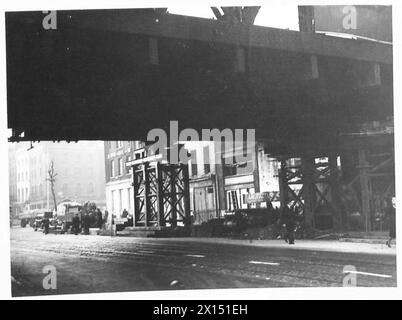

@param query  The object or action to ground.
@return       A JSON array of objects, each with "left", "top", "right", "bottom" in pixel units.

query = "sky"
[{"left": 168, "top": 4, "right": 300, "bottom": 30}]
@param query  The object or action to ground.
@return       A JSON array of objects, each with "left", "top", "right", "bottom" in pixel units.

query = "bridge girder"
[{"left": 6, "top": 9, "right": 393, "bottom": 157}]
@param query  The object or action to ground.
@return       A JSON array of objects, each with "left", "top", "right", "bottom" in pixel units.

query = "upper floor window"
[
  {"left": 203, "top": 146, "right": 210, "bottom": 174},
  {"left": 116, "top": 141, "right": 123, "bottom": 149},
  {"left": 126, "top": 156, "right": 132, "bottom": 174},
  {"left": 111, "top": 160, "right": 115, "bottom": 177},
  {"left": 118, "top": 158, "right": 123, "bottom": 176}
]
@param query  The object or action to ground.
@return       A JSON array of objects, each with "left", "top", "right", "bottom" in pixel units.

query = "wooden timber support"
[
  {"left": 131, "top": 160, "right": 190, "bottom": 229},
  {"left": 347, "top": 147, "right": 395, "bottom": 232},
  {"left": 279, "top": 155, "right": 344, "bottom": 231},
  {"left": 277, "top": 143, "right": 395, "bottom": 232}
]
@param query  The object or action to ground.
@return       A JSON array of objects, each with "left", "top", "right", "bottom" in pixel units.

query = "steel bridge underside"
[{"left": 6, "top": 10, "right": 394, "bottom": 231}]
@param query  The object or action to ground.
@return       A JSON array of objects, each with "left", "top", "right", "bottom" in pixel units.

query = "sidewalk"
[{"left": 151, "top": 237, "right": 397, "bottom": 256}]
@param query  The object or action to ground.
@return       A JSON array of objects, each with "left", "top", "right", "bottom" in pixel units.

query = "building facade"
[
  {"left": 8, "top": 143, "right": 18, "bottom": 217},
  {"left": 10, "top": 141, "right": 106, "bottom": 214},
  {"left": 186, "top": 141, "right": 281, "bottom": 224},
  {"left": 104, "top": 141, "right": 145, "bottom": 217},
  {"left": 104, "top": 140, "right": 282, "bottom": 223}
]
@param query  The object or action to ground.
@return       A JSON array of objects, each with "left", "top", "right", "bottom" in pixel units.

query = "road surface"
[{"left": 10, "top": 227, "right": 396, "bottom": 297}]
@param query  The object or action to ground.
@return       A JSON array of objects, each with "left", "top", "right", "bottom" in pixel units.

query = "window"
[
  {"left": 191, "top": 162, "right": 198, "bottom": 177},
  {"left": 111, "top": 160, "right": 115, "bottom": 177},
  {"left": 126, "top": 156, "right": 132, "bottom": 174},
  {"left": 118, "top": 158, "right": 123, "bottom": 176},
  {"left": 223, "top": 163, "right": 237, "bottom": 177},
  {"left": 203, "top": 146, "right": 210, "bottom": 174},
  {"left": 117, "top": 141, "right": 123, "bottom": 149},
  {"left": 190, "top": 150, "right": 198, "bottom": 177},
  {"left": 226, "top": 190, "right": 240, "bottom": 211},
  {"left": 223, "top": 143, "right": 253, "bottom": 177},
  {"left": 134, "top": 149, "right": 146, "bottom": 160}
]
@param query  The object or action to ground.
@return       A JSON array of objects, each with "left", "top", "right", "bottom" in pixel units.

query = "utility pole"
[{"left": 46, "top": 161, "right": 58, "bottom": 213}]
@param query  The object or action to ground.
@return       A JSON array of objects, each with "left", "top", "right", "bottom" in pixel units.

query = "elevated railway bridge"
[{"left": 6, "top": 9, "right": 394, "bottom": 232}]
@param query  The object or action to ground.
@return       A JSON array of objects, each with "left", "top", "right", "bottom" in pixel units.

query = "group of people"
[{"left": 71, "top": 208, "right": 105, "bottom": 235}]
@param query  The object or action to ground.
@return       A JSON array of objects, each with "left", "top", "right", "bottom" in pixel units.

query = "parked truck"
[{"left": 56, "top": 200, "right": 83, "bottom": 233}]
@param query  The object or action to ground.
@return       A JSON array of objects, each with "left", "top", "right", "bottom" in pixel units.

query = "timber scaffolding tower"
[
  {"left": 126, "top": 152, "right": 191, "bottom": 231},
  {"left": 273, "top": 119, "right": 394, "bottom": 232},
  {"left": 6, "top": 8, "right": 394, "bottom": 232}
]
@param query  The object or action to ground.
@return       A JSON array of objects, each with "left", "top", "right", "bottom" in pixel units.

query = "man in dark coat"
[
  {"left": 281, "top": 205, "right": 296, "bottom": 245},
  {"left": 42, "top": 217, "right": 50, "bottom": 235},
  {"left": 72, "top": 213, "right": 80, "bottom": 235},
  {"left": 96, "top": 209, "right": 103, "bottom": 229},
  {"left": 122, "top": 209, "right": 129, "bottom": 218},
  {"left": 82, "top": 212, "right": 90, "bottom": 235}
]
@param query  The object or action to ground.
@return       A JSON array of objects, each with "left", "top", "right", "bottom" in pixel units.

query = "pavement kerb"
[{"left": 134, "top": 237, "right": 397, "bottom": 256}]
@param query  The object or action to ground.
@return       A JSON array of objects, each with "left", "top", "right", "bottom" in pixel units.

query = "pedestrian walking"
[{"left": 281, "top": 205, "right": 296, "bottom": 245}]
